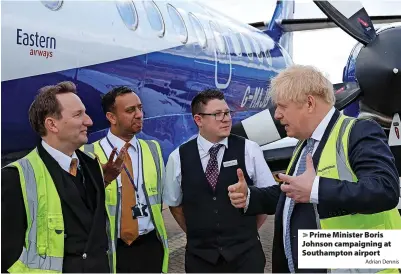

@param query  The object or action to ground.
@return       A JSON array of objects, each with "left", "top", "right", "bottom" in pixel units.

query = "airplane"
[{"left": 1, "top": 0, "right": 400, "bottom": 194}]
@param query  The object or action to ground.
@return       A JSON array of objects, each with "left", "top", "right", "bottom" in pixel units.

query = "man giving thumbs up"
[{"left": 162, "top": 89, "right": 277, "bottom": 272}]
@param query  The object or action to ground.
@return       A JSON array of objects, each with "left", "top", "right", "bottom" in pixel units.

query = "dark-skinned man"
[{"left": 82, "top": 86, "right": 168, "bottom": 273}]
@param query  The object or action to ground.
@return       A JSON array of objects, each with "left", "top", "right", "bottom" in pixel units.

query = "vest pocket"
[{"left": 47, "top": 214, "right": 64, "bottom": 256}]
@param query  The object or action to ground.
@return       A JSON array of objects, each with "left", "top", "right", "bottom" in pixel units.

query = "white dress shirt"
[
  {"left": 281, "top": 106, "right": 335, "bottom": 244},
  {"left": 42, "top": 140, "right": 79, "bottom": 173},
  {"left": 163, "top": 134, "right": 276, "bottom": 207},
  {"left": 99, "top": 131, "right": 155, "bottom": 236}
]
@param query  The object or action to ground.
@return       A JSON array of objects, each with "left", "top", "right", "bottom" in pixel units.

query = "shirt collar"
[
  {"left": 197, "top": 134, "right": 228, "bottom": 156},
  {"left": 311, "top": 106, "right": 335, "bottom": 142},
  {"left": 107, "top": 130, "right": 138, "bottom": 151},
  {"left": 41, "top": 140, "right": 79, "bottom": 173}
]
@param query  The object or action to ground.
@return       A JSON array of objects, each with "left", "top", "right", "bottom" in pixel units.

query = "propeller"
[{"left": 313, "top": 0, "right": 401, "bottom": 117}]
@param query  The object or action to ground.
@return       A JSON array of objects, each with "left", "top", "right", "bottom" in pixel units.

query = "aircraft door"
[{"left": 210, "top": 21, "right": 232, "bottom": 90}]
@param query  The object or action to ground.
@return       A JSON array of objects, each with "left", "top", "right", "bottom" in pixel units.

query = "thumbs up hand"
[
  {"left": 279, "top": 153, "right": 316, "bottom": 203},
  {"left": 228, "top": 168, "right": 248, "bottom": 208}
]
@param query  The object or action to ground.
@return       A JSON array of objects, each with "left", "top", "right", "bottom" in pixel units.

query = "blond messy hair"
[{"left": 269, "top": 65, "right": 335, "bottom": 106}]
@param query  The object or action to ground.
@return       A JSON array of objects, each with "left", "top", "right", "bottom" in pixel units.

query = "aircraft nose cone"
[{"left": 355, "top": 27, "right": 401, "bottom": 117}]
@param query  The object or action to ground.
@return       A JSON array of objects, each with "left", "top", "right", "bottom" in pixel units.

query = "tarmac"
[{"left": 162, "top": 207, "right": 275, "bottom": 273}]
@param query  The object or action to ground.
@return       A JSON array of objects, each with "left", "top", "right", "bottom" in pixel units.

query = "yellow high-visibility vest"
[
  {"left": 6, "top": 148, "right": 116, "bottom": 273},
  {"left": 286, "top": 114, "right": 401, "bottom": 273},
  {"left": 82, "top": 138, "right": 169, "bottom": 273}
]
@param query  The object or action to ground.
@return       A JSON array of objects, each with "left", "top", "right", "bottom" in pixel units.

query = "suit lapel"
[
  {"left": 37, "top": 143, "right": 93, "bottom": 233},
  {"left": 76, "top": 150, "right": 106, "bottom": 246},
  {"left": 277, "top": 109, "right": 342, "bottom": 221},
  {"left": 312, "top": 109, "right": 341, "bottom": 169},
  {"left": 276, "top": 142, "right": 305, "bottom": 218}
]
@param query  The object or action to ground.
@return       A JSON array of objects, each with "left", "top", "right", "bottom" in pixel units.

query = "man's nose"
[
  {"left": 274, "top": 109, "right": 281, "bottom": 120},
  {"left": 222, "top": 113, "right": 231, "bottom": 122},
  {"left": 84, "top": 114, "right": 93, "bottom": 126},
  {"left": 135, "top": 109, "right": 144, "bottom": 119}
]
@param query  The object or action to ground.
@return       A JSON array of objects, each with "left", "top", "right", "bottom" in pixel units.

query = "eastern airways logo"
[{"left": 16, "top": 29, "right": 55, "bottom": 59}]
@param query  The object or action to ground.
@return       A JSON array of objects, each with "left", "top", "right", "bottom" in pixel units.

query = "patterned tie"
[
  {"left": 284, "top": 138, "right": 316, "bottom": 273},
  {"left": 120, "top": 143, "right": 139, "bottom": 245},
  {"left": 205, "top": 144, "right": 223, "bottom": 190},
  {"left": 69, "top": 158, "right": 78, "bottom": 176}
]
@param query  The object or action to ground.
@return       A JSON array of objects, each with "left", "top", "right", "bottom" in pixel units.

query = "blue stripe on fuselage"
[{"left": 1, "top": 40, "right": 287, "bottom": 163}]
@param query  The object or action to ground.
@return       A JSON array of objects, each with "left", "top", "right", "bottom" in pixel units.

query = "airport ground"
[{"left": 162, "top": 205, "right": 274, "bottom": 273}]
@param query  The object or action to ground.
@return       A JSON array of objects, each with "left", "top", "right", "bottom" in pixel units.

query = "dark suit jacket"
[
  {"left": 246, "top": 110, "right": 400, "bottom": 273},
  {"left": 1, "top": 142, "right": 110, "bottom": 273}
]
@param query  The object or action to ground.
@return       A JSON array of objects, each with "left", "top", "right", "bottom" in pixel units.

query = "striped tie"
[{"left": 284, "top": 138, "right": 316, "bottom": 273}]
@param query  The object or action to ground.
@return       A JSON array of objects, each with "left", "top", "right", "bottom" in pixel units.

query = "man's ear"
[
  {"left": 106, "top": 112, "right": 117, "bottom": 125},
  {"left": 307, "top": 95, "right": 316, "bottom": 112},
  {"left": 44, "top": 117, "right": 59, "bottom": 134},
  {"left": 193, "top": 114, "right": 202, "bottom": 128}
]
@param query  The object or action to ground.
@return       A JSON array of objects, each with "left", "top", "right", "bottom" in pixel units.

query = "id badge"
[{"left": 132, "top": 203, "right": 149, "bottom": 219}]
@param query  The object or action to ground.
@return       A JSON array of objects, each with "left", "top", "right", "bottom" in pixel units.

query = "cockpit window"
[
  {"left": 143, "top": 0, "right": 165, "bottom": 37},
  {"left": 167, "top": 4, "right": 188, "bottom": 44},
  {"left": 188, "top": 12, "right": 207, "bottom": 49},
  {"left": 41, "top": 1, "right": 63, "bottom": 11},
  {"left": 115, "top": 0, "right": 138, "bottom": 31}
]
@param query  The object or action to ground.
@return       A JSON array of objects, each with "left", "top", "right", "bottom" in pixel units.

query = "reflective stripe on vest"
[
  {"left": 83, "top": 139, "right": 169, "bottom": 273},
  {"left": 8, "top": 156, "right": 63, "bottom": 272},
  {"left": 6, "top": 148, "right": 116, "bottom": 273},
  {"left": 286, "top": 115, "right": 401, "bottom": 274},
  {"left": 139, "top": 139, "right": 169, "bottom": 273}
]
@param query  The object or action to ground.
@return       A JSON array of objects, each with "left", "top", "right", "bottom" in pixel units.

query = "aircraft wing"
[{"left": 250, "top": 15, "right": 401, "bottom": 32}]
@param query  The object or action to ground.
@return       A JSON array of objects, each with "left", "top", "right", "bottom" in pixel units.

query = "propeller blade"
[
  {"left": 333, "top": 82, "right": 362, "bottom": 110},
  {"left": 313, "top": 0, "right": 376, "bottom": 45}
]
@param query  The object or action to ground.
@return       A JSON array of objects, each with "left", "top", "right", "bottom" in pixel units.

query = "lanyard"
[{"left": 106, "top": 136, "right": 140, "bottom": 195}]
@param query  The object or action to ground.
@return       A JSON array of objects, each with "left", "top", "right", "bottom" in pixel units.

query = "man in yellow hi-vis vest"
[
  {"left": 228, "top": 65, "right": 401, "bottom": 273},
  {"left": 82, "top": 86, "right": 169, "bottom": 273},
  {"left": 1, "top": 81, "right": 117, "bottom": 273}
]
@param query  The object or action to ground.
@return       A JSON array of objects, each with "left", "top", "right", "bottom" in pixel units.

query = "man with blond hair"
[{"left": 228, "top": 65, "right": 401, "bottom": 273}]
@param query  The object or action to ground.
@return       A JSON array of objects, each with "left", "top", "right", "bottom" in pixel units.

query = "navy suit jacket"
[{"left": 246, "top": 109, "right": 400, "bottom": 273}]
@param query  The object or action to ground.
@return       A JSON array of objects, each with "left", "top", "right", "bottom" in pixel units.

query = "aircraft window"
[
  {"left": 115, "top": 0, "right": 138, "bottom": 31},
  {"left": 188, "top": 13, "right": 207, "bottom": 48},
  {"left": 259, "top": 36, "right": 274, "bottom": 65},
  {"left": 240, "top": 33, "right": 253, "bottom": 60},
  {"left": 251, "top": 37, "right": 263, "bottom": 62},
  {"left": 210, "top": 22, "right": 226, "bottom": 54},
  {"left": 228, "top": 29, "right": 241, "bottom": 56},
  {"left": 41, "top": 1, "right": 63, "bottom": 10},
  {"left": 167, "top": 4, "right": 188, "bottom": 44},
  {"left": 264, "top": 48, "right": 272, "bottom": 66},
  {"left": 143, "top": 0, "right": 165, "bottom": 38}
]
